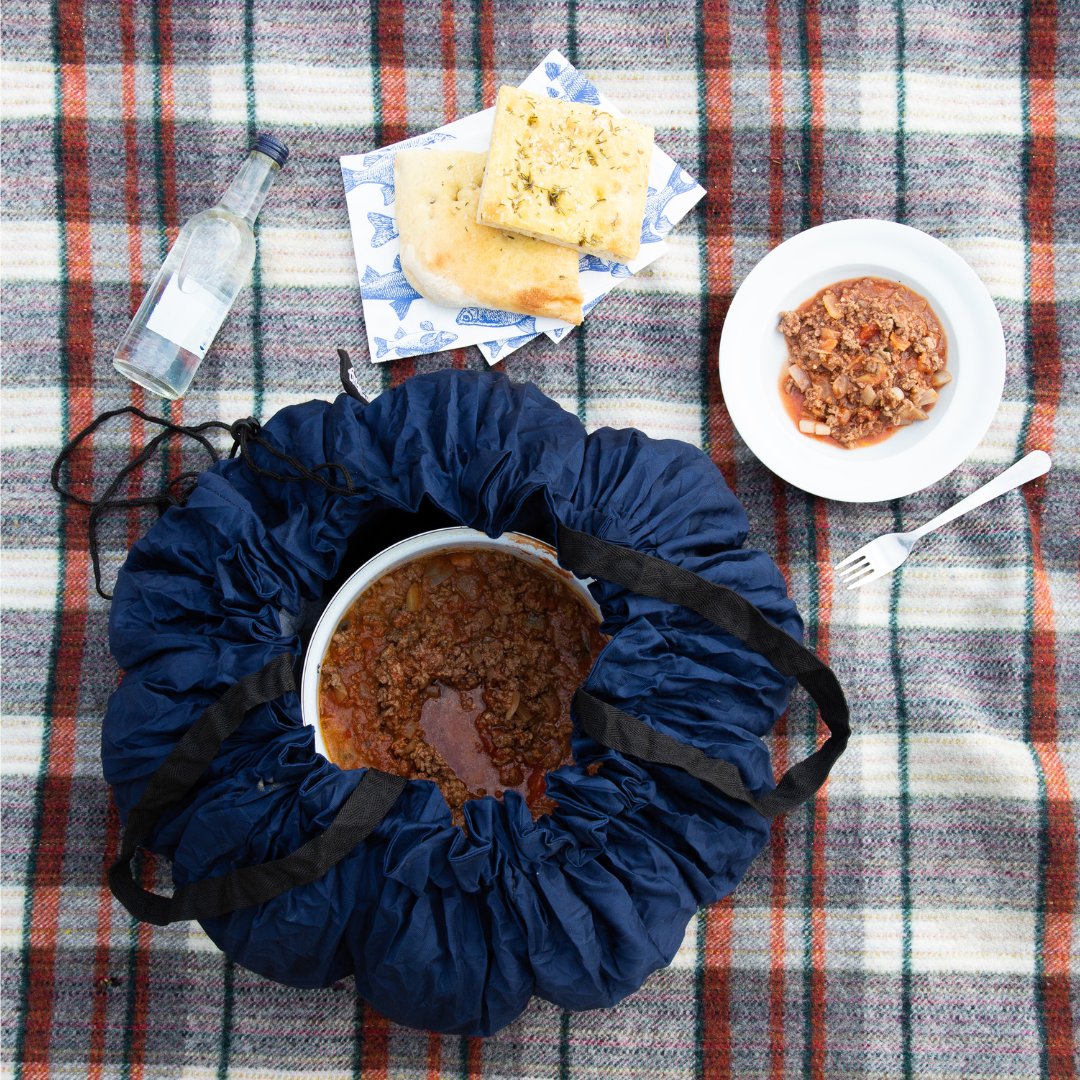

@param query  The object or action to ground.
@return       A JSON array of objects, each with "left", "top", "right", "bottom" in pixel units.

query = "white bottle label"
[{"left": 146, "top": 275, "right": 228, "bottom": 359}]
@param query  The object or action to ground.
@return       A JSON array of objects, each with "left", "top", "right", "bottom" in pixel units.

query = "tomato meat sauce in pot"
[{"left": 317, "top": 545, "right": 607, "bottom": 824}]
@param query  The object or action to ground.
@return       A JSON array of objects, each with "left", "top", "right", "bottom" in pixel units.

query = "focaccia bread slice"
[
  {"left": 394, "top": 148, "right": 584, "bottom": 325},
  {"left": 477, "top": 85, "right": 653, "bottom": 263}
]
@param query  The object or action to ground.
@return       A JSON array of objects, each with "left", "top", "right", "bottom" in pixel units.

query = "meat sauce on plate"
[
  {"left": 318, "top": 547, "right": 607, "bottom": 823},
  {"left": 779, "top": 277, "right": 951, "bottom": 448}
]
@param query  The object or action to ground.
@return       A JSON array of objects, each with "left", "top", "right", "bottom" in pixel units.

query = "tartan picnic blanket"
[{"left": 1, "top": 0, "right": 1077, "bottom": 1076}]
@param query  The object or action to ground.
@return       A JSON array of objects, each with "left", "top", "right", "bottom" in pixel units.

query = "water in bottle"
[{"left": 113, "top": 134, "right": 289, "bottom": 400}]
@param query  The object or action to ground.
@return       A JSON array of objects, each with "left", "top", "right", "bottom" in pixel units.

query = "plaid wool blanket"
[{"left": 1, "top": 1, "right": 1077, "bottom": 1077}]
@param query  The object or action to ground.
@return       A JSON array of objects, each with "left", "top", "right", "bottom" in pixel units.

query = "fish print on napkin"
[{"left": 341, "top": 50, "right": 705, "bottom": 364}]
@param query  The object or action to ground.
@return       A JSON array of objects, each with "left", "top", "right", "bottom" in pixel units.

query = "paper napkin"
[{"left": 341, "top": 50, "right": 705, "bottom": 365}]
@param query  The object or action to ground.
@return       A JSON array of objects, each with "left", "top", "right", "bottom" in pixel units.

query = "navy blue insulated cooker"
[{"left": 100, "top": 370, "right": 848, "bottom": 1035}]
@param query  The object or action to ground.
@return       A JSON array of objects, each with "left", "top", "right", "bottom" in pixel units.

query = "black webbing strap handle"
[
  {"left": 110, "top": 526, "right": 847, "bottom": 925},
  {"left": 557, "top": 524, "right": 850, "bottom": 819},
  {"left": 108, "top": 653, "right": 406, "bottom": 925}
]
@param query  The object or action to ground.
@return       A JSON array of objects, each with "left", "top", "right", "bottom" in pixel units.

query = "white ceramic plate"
[
  {"left": 301, "top": 527, "right": 599, "bottom": 762},
  {"left": 718, "top": 219, "right": 1006, "bottom": 502}
]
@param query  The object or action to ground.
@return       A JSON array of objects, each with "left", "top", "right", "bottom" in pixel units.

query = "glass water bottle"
[{"left": 113, "top": 134, "right": 289, "bottom": 400}]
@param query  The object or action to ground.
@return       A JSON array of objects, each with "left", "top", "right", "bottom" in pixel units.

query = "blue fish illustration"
[
  {"left": 579, "top": 253, "right": 632, "bottom": 278},
  {"left": 455, "top": 308, "right": 537, "bottom": 335},
  {"left": 343, "top": 133, "right": 457, "bottom": 203},
  {"left": 484, "top": 331, "right": 538, "bottom": 360},
  {"left": 358, "top": 131, "right": 454, "bottom": 169},
  {"left": 360, "top": 256, "right": 423, "bottom": 320},
  {"left": 374, "top": 321, "right": 458, "bottom": 359},
  {"left": 342, "top": 155, "right": 396, "bottom": 203},
  {"left": 640, "top": 165, "right": 700, "bottom": 244},
  {"left": 544, "top": 61, "right": 601, "bottom": 105},
  {"left": 368, "top": 211, "right": 398, "bottom": 248}
]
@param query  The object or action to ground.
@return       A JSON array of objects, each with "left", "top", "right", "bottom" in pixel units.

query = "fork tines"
[{"left": 834, "top": 556, "right": 877, "bottom": 588}]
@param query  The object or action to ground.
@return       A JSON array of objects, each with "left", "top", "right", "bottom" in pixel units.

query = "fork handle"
[{"left": 910, "top": 450, "right": 1052, "bottom": 540}]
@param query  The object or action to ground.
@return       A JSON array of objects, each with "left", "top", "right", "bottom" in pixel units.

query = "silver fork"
[{"left": 834, "top": 450, "right": 1052, "bottom": 589}]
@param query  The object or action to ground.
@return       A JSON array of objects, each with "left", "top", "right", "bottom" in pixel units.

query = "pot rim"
[{"left": 300, "top": 526, "right": 599, "bottom": 762}]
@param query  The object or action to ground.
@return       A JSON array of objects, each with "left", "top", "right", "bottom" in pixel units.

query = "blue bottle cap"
[{"left": 253, "top": 133, "right": 289, "bottom": 167}]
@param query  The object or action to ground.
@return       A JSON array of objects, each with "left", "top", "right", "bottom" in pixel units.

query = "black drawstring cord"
[
  {"left": 228, "top": 418, "right": 356, "bottom": 495},
  {"left": 51, "top": 357, "right": 365, "bottom": 600},
  {"left": 49, "top": 406, "right": 229, "bottom": 507},
  {"left": 51, "top": 408, "right": 235, "bottom": 599}
]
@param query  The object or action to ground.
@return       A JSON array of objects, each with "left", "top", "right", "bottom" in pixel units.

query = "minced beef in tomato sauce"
[
  {"left": 780, "top": 277, "right": 951, "bottom": 448},
  {"left": 318, "top": 547, "right": 607, "bottom": 823}
]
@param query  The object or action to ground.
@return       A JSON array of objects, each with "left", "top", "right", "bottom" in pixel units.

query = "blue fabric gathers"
[{"left": 103, "top": 369, "right": 801, "bottom": 1035}]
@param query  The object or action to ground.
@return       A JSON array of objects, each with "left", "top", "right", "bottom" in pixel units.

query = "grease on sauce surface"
[{"left": 318, "top": 547, "right": 606, "bottom": 823}]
